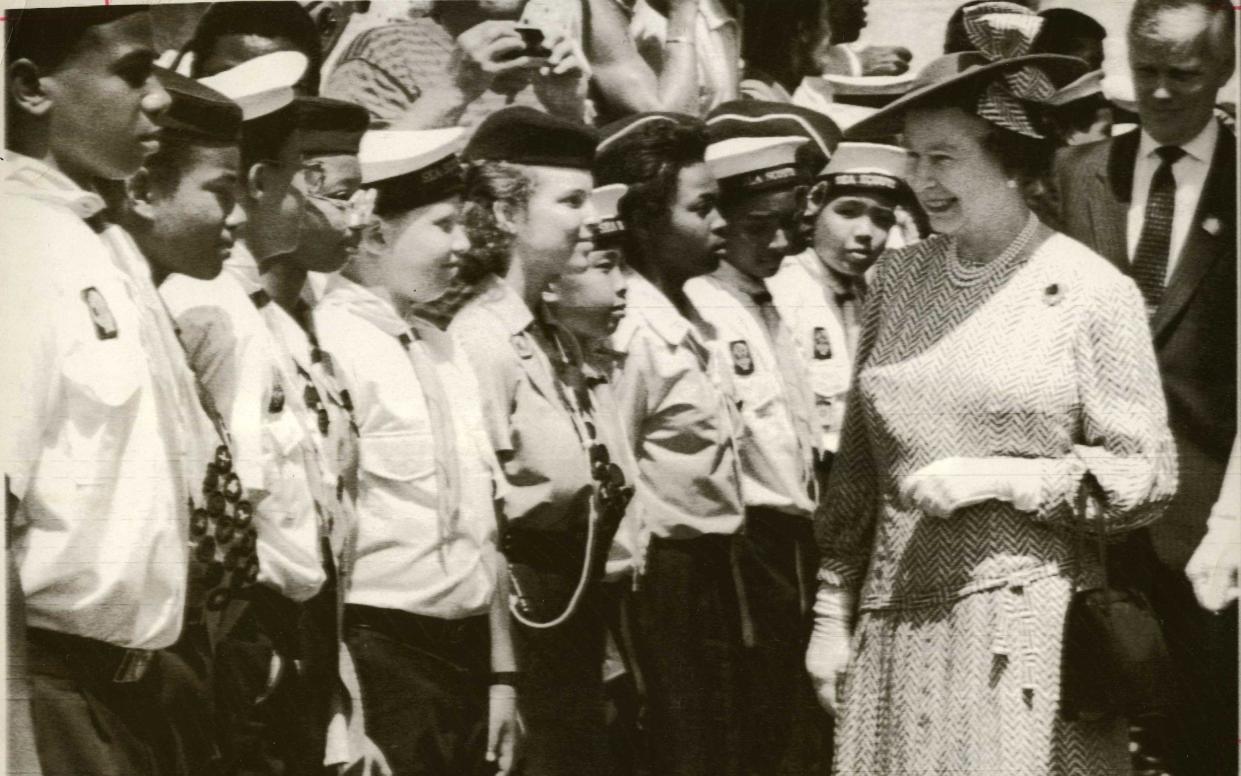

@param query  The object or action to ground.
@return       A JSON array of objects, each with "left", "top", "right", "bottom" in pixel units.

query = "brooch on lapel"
[
  {"left": 729, "top": 340, "right": 754, "bottom": 376},
  {"left": 1202, "top": 216, "right": 1222, "bottom": 237},
  {"left": 1042, "top": 283, "right": 1065, "bottom": 306}
]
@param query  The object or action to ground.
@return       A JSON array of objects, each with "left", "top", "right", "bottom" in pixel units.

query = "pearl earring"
[{"left": 1006, "top": 179, "right": 1018, "bottom": 189}]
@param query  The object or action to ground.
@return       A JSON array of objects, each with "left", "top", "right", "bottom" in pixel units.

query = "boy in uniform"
[
  {"left": 687, "top": 129, "right": 823, "bottom": 775},
  {"left": 0, "top": 7, "right": 214, "bottom": 774},
  {"left": 767, "top": 142, "right": 914, "bottom": 458}
]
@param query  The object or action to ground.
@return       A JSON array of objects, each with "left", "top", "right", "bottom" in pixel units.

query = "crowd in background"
[{"left": 3, "top": 1, "right": 1237, "bottom": 776}]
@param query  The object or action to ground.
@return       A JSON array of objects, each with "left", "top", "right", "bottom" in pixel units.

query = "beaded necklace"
[{"left": 946, "top": 214, "right": 1039, "bottom": 289}]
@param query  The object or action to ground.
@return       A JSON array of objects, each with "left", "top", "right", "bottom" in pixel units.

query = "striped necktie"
[{"left": 1131, "top": 145, "right": 1185, "bottom": 315}]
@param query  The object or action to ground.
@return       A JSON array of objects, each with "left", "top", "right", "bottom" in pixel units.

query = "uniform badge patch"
[
  {"left": 81, "top": 287, "right": 118, "bottom": 340},
  {"left": 812, "top": 327, "right": 833, "bottom": 360},
  {"left": 512, "top": 333, "right": 535, "bottom": 360},
  {"left": 729, "top": 340, "right": 754, "bottom": 376}
]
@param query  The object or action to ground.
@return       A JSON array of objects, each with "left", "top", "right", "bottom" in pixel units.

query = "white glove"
[
  {"left": 898, "top": 456, "right": 1044, "bottom": 519},
  {"left": 1186, "top": 514, "right": 1240, "bottom": 613},
  {"left": 805, "top": 582, "right": 854, "bottom": 716}
]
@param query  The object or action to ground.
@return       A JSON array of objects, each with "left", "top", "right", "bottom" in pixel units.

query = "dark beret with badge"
[
  {"left": 154, "top": 67, "right": 243, "bottom": 144},
  {"left": 463, "top": 106, "right": 598, "bottom": 169},
  {"left": 360, "top": 127, "right": 468, "bottom": 217}
]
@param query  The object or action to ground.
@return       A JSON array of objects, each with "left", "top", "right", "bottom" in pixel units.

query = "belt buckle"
[{"left": 112, "top": 649, "right": 154, "bottom": 683}]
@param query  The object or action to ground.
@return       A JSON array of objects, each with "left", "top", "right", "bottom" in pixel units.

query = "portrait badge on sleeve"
[
  {"left": 729, "top": 340, "right": 754, "bottom": 376},
  {"left": 812, "top": 327, "right": 833, "bottom": 360},
  {"left": 80, "top": 287, "right": 118, "bottom": 340}
]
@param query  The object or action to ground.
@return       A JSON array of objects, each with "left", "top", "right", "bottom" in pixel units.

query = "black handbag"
[{"left": 1060, "top": 473, "right": 1174, "bottom": 720}]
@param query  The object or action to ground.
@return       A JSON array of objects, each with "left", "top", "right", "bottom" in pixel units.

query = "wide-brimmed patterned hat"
[{"left": 847, "top": 2, "right": 1087, "bottom": 140}]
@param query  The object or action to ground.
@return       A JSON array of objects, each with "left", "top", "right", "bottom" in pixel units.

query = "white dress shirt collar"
[{"left": 1126, "top": 118, "right": 1220, "bottom": 274}]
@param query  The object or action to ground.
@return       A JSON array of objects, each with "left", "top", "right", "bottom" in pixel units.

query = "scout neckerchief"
[
  {"left": 252, "top": 290, "right": 357, "bottom": 554},
  {"left": 396, "top": 310, "right": 463, "bottom": 558},
  {"left": 751, "top": 287, "right": 819, "bottom": 502},
  {"left": 96, "top": 222, "right": 259, "bottom": 633}
]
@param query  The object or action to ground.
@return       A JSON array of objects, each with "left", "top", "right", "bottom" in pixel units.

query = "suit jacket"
[{"left": 1054, "top": 121, "right": 1237, "bottom": 570}]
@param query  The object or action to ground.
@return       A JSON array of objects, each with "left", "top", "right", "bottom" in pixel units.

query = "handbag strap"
[{"left": 1071, "top": 470, "right": 1109, "bottom": 592}]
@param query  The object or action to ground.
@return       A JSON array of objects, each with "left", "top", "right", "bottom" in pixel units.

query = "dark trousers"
[
  {"left": 1111, "top": 529, "right": 1239, "bottom": 776},
  {"left": 512, "top": 572, "right": 609, "bottom": 776},
  {"left": 203, "top": 576, "right": 340, "bottom": 776},
  {"left": 736, "top": 508, "right": 832, "bottom": 776},
  {"left": 629, "top": 534, "right": 747, "bottom": 776},
  {"left": 344, "top": 605, "right": 490, "bottom": 776},
  {"left": 28, "top": 628, "right": 187, "bottom": 776},
  {"left": 160, "top": 621, "right": 226, "bottom": 776}
]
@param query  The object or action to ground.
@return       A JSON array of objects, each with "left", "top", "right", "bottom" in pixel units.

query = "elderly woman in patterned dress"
[{"left": 803, "top": 4, "right": 1177, "bottom": 775}]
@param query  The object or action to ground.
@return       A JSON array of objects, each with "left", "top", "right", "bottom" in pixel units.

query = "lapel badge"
[
  {"left": 1202, "top": 216, "right": 1222, "bottom": 237},
  {"left": 812, "top": 327, "right": 833, "bottom": 360},
  {"left": 729, "top": 340, "right": 755, "bottom": 376},
  {"left": 512, "top": 333, "right": 535, "bottom": 360},
  {"left": 81, "top": 287, "right": 118, "bottom": 340}
]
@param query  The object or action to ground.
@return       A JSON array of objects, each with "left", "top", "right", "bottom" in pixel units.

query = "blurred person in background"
[
  {"left": 181, "top": 1, "right": 324, "bottom": 94},
  {"left": 323, "top": 0, "right": 588, "bottom": 129},
  {"left": 1053, "top": 2, "right": 1237, "bottom": 773}
]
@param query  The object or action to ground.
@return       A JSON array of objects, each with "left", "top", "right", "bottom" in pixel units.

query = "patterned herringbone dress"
[{"left": 818, "top": 225, "right": 1177, "bottom": 776}]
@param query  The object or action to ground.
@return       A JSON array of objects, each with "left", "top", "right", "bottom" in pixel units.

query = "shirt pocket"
[
  {"left": 62, "top": 337, "right": 144, "bottom": 411},
  {"left": 264, "top": 409, "right": 307, "bottom": 459},
  {"left": 734, "top": 370, "right": 782, "bottom": 422},
  {"left": 62, "top": 338, "right": 145, "bottom": 486},
  {"left": 359, "top": 430, "right": 434, "bottom": 483}
]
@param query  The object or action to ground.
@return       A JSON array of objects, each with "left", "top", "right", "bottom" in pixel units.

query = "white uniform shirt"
[
  {"left": 610, "top": 271, "right": 745, "bottom": 538},
  {"left": 161, "top": 249, "right": 326, "bottom": 603},
  {"left": 768, "top": 250, "right": 855, "bottom": 452},
  {"left": 450, "top": 274, "right": 596, "bottom": 533},
  {"left": 316, "top": 277, "right": 501, "bottom": 619},
  {"left": 685, "top": 268, "right": 816, "bottom": 517},
  {"left": 1, "top": 154, "right": 201, "bottom": 649},
  {"left": 1127, "top": 119, "right": 1219, "bottom": 278}
]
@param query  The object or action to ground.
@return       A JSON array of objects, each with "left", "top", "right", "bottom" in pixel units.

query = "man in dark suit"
[{"left": 1054, "top": 2, "right": 1236, "bottom": 774}]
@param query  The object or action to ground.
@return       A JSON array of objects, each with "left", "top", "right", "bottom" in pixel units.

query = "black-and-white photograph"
[{"left": 1, "top": 1, "right": 1236, "bottom": 774}]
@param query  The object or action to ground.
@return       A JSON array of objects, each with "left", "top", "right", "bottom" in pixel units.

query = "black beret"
[
  {"left": 463, "top": 106, "right": 597, "bottom": 169},
  {"left": 290, "top": 97, "right": 369, "bottom": 156},
  {"left": 154, "top": 67, "right": 243, "bottom": 144},
  {"left": 6, "top": 6, "right": 147, "bottom": 71},
  {"left": 706, "top": 101, "right": 842, "bottom": 163}
]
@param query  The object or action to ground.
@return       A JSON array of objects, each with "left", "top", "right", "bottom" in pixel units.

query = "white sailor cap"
[
  {"left": 817, "top": 142, "right": 911, "bottom": 195},
  {"left": 581, "top": 184, "right": 629, "bottom": 242},
  {"left": 199, "top": 51, "right": 308, "bottom": 121},
  {"left": 705, "top": 136, "right": 809, "bottom": 196},
  {"left": 1048, "top": 69, "right": 1104, "bottom": 107},
  {"left": 360, "top": 127, "right": 468, "bottom": 213}
]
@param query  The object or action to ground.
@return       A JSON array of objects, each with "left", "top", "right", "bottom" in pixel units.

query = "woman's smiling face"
[{"left": 903, "top": 106, "right": 1011, "bottom": 237}]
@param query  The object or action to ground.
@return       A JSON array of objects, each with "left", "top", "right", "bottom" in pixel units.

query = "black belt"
[
  {"left": 27, "top": 627, "right": 156, "bottom": 683},
  {"left": 345, "top": 604, "right": 488, "bottom": 665}
]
